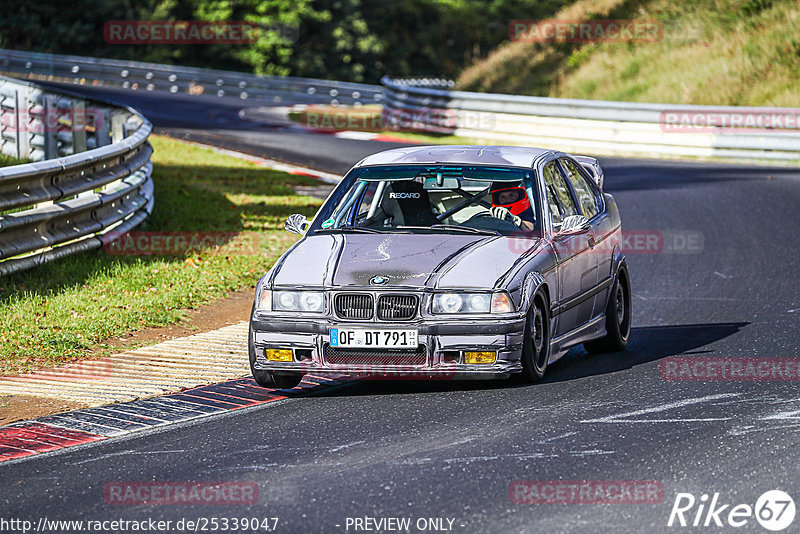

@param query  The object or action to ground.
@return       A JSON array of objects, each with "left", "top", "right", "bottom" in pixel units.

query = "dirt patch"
[
  {"left": 0, "top": 395, "right": 88, "bottom": 427},
  {"left": 0, "top": 287, "right": 255, "bottom": 426},
  {"left": 91, "top": 286, "right": 256, "bottom": 355}
]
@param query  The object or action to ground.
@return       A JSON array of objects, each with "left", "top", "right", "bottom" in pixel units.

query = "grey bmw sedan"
[{"left": 249, "top": 145, "right": 631, "bottom": 388}]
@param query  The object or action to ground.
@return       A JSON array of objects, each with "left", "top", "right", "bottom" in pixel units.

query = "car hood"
[{"left": 270, "top": 232, "right": 543, "bottom": 289}]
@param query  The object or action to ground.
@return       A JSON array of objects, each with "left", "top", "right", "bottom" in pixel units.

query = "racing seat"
[{"left": 385, "top": 181, "right": 438, "bottom": 227}]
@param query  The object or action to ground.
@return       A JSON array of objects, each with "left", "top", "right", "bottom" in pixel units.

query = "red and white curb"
[
  {"left": 0, "top": 375, "right": 346, "bottom": 464},
  {"left": 0, "top": 318, "right": 351, "bottom": 464}
]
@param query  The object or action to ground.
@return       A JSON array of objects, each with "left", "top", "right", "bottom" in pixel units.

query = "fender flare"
[
  {"left": 604, "top": 244, "right": 629, "bottom": 309},
  {"left": 611, "top": 244, "right": 627, "bottom": 279},
  {"left": 519, "top": 271, "right": 547, "bottom": 314}
]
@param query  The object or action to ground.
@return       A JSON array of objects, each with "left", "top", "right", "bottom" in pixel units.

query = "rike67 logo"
[{"left": 668, "top": 490, "right": 795, "bottom": 531}]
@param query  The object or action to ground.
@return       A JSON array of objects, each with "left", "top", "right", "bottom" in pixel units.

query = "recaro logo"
[{"left": 389, "top": 192, "right": 421, "bottom": 199}]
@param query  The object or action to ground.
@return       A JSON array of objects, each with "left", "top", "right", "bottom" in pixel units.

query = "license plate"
[{"left": 330, "top": 328, "right": 418, "bottom": 348}]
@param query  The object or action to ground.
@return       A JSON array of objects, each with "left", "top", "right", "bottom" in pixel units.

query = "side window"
[
  {"left": 560, "top": 158, "right": 599, "bottom": 219},
  {"left": 542, "top": 161, "right": 578, "bottom": 227}
]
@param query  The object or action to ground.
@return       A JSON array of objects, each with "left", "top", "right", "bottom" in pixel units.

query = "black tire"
[
  {"left": 248, "top": 321, "right": 304, "bottom": 389},
  {"left": 253, "top": 370, "right": 304, "bottom": 389},
  {"left": 584, "top": 267, "right": 631, "bottom": 354},
  {"left": 516, "top": 294, "right": 550, "bottom": 383}
]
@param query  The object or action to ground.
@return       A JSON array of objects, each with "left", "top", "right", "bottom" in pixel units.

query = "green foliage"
[
  {"left": 0, "top": 0, "right": 564, "bottom": 83},
  {"left": 740, "top": 0, "right": 773, "bottom": 17},
  {"left": 457, "top": 0, "right": 800, "bottom": 106},
  {"left": 0, "top": 154, "right": 29, "bottom": 168}
]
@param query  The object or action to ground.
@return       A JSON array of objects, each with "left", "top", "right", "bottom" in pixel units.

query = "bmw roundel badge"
[{"left": 370, "top": 275, "right": 389, "bottom": 285}]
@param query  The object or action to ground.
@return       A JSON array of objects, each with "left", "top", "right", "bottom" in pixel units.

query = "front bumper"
[{"left": 250, "top": 314, "right": 526, "bottom": 380}]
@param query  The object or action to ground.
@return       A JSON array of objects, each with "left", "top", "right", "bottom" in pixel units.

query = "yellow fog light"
[
  {"left": 265, "top": 349, "right": 293, "bottom": 362},
  {"left": 464, "top": 351, "right": 496, "bottom": 364}
]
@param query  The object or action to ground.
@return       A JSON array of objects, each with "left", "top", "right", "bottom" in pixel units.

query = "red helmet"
[{"left": 491, "top": 183, "right": 531, "bottom": 216}]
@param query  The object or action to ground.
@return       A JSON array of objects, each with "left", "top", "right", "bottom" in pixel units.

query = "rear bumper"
[{"left": 250, "top": 314, "right": 526, "bottom": 379}]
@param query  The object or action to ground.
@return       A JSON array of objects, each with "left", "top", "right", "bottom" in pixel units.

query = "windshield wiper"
[
  {"left": 316, "top": 225, "right": 386, "bottom": 234},
  {"left": 398, "top": 224, "right": 499, "bottom": 236},
  {"left": 431, "top": 224, "right": 499, "bottom": 236}
]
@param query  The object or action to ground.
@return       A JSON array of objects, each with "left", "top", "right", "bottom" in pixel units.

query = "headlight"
[
  {"left": 432, "top": 292, "right": 514, "bottom": 314},
  {"left": 300, "top": 291, "right": 324, "bottom": 311},
  {"left": 272, "top": 290, "right": 325, "bottom": 312},
  {"left": 436, "top": 293, "right": 465, "bottom": 313}
]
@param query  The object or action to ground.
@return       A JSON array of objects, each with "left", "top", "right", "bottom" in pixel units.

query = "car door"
[
  {"left": 542, "top": 160, "right": 596, "bottom": 336},
  {"left": 558, "top": 157, "right": 610, "bottom": 320}
]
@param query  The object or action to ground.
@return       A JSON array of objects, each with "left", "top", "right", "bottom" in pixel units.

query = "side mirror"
[
  {"left": 285, "top": 213, "right": 310, "bottom": 235},
  {"left": 574, "top": 155, "right": 604, "bottom": 189},
  {"left": 558, "top": 214, "right": 591, "bottom": 235}
]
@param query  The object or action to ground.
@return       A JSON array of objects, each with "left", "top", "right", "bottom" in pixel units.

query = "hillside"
[{"left": 456, "top": 0, "right": 800, "bottom": 106}]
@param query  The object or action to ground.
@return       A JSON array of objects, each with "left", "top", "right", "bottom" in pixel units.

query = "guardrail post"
[
  {"left": 43, "top": 94, "right": 58, "bottom": 159},
  {"left": 71, "top": 100, "right": 87, "bottom": 153},
  {"left": 12, "top": 88, "right": 20, "bottom": 159},
  {"left": 111, "top": 112, "right": 126, "bottom": 143},
  {"left": 95, "top": 108, "right": 110, "bottom": 146},
  {"left": 16, "top": 85, "right": 31, "bottom": 160}
]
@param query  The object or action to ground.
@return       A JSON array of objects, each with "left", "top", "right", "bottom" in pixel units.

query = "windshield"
[{"left": 309, "top": 165, "right": 542, "bottom": 236}]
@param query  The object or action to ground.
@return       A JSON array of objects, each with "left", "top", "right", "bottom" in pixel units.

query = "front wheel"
[
  {"left": 516, "top": 294, "right": 550, "bottom": 383},
  {"left": 252, "top": 370, "right": 304, "bottom": 389},
  {"left": 584, "top": 267, "right": 631, "bottom": 354}
]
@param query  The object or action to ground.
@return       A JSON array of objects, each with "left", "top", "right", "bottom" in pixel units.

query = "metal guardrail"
[
  {"left": 382, "top": 77, "right": 800, "bottom": 161},
  {"left": 0, "top": 75, "right": 153, "bottom": 276},
  {"left": 0, "top": 48, "right": 382, "bottom": 107},
  {"left": 0, "top": 50, "right": 794, "bottom": 278},
  {"left": 0, "top": 47, "right": 385, "bottom": 276}
]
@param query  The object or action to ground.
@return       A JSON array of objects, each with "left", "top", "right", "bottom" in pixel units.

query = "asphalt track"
[{"left": 2, "top": 84, "right": 800, "bottom": 533}]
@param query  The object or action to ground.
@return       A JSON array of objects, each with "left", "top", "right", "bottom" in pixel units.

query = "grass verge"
[
  {"left": 0, "top": 135, "right": 323, "bottom": 375},
  {"left": 0, "top": 154, "right": 29, "bottom": 167},
  {"left": 457, "top": 0, "right": 800, "bottom": 107}
]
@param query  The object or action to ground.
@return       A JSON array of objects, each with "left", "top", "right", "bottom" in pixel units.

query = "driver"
[{"left": 490, "top": 183, "right": 535, "bottom": 231}]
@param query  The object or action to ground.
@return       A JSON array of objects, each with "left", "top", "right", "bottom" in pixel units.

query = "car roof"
[{"left": 355, "top": 145, "right": 555, "bottom": 168}]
